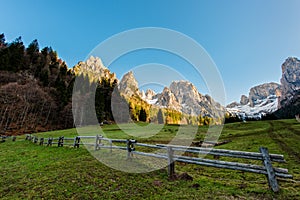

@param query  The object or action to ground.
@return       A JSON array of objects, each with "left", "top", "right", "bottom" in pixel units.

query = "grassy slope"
[{"left": 0, "top": 120, "right": 300, "bottom": 199}]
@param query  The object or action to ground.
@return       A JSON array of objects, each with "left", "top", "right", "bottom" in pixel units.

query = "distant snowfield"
[
  {"left": 226, "top": 95, "right": 278, "bottom": 119},
  {"left": 143, "top": 92, "right": 279, "bottom": 119}
]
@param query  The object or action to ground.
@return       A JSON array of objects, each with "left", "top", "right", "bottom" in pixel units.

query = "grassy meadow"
[{"left": 0, "top": 119, "right": 300, "bottom": 199}]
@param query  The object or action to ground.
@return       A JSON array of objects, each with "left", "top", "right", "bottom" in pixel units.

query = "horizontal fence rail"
[
  {"left": 1, "top": 135, "right": 16, "bottom": 142},
  {"left": 25, "top": 134, "right": 293, "bottom": 192},
  {"left": 156, "top": 144, "right": 286, "bottom": 163}
]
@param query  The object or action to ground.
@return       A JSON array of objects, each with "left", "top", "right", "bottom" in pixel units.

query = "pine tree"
[
  {"left": 0, "top": 33, "right": 6, "bottom": 48},
  {"left": 139, "top": 108, "right": 147, "bottom": 122},
  {"left": 157, "top": 109, "right": 164, "bottom": 124}
]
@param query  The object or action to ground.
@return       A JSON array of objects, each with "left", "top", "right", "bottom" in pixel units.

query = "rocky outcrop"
[
  {"left": 240, "top": 95, "right": 249, "bottom": 105},
  {"left": 248, "top": 82, "right": 280, "bottom": 107},
  {"left": 73, "top": 56, "right": 117, "bottom": 83},
  {"left": 227, "top": 102, "right": 239, "bottom": 108},
  {"left": 278, "top": 57, "right": 300, "bottom": 108},
  {"left": 274, "top": 89, "right": 300, "bottom": 118},
  {"left": 145, "top": 89, "right": 156, "bottom": 100},
  {"left": 169, "top": 81, "right": 201, "bottom": 103},
  {"left": 228, "top": 57, "right": 300, "bottom": 119},
  {"left": 118, "top": 71, "right": 141, "bottom": 97},
  {"left": 155, "top": 87, "right": 182, "bottom": 111},
  {"left": 155, "top": 81, "right": 224, "bottom": 117},
  {"left": 227, "top": 82, "right": 280, "bottom": 119}
]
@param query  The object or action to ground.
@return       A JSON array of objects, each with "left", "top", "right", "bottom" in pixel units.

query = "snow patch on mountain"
[
  {"left": 226, "top": 82, "right": 281, "bottom": 119},
  {"left": 146, "top": 98, "right": 158, "bottom": 105},
  {"left": 227, "top": 95, "right": 278, "bottom": 119}
]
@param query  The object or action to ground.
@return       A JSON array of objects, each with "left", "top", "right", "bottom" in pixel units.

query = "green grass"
[{"left": 1, "top": 120, "right": 300, "bottom": 199}]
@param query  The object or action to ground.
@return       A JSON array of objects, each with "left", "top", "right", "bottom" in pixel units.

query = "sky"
[{"left": 1, "top": 0, "right": 300, "bottom": 104}]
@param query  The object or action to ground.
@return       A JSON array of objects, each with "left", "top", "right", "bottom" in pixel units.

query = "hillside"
[
  {"left": 0, "top": 119, "right": 299, "bottom": 199},
  {"left": 0, "top": 35, "right": 119, "bottom": 135},
  {"left": 0, "top": 34, "right": 75, "bottom": 134}
]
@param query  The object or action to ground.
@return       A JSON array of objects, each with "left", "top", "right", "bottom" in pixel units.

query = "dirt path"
[
  {"left": 222, "top": 129, "right": 268, "bottom": 140},
  {"left": 276, "top": 120, "right": 300, "bottom": 137},
  {"left": 267, "top": 121, "right": 300, "bottom": 163}
]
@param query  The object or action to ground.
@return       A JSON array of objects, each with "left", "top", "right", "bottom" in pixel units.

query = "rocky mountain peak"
[
  {"left": 118, "top": 71, "right": 140, "bottom": 97},
  {"left": 249, "top": 82, "right": 281, "bottom": 107},
  {"left": 279, "top": 57, "right": 300, "bottom": 108},
  {"left": 240, "top": 95, "right": 249, "bottom": 105},
  {"left": 226, "top": 102, "right": 239, "bottom": 108},
  {"left": 226, "top": 57, "right": 300, "bottom": 119},
  {"left": 155, "top": 87, "right": 181, "bottom": 111},
  {"left": 86, "top": 56, "right": 106, "bottom": 70},
  {"left": 145, "top": 89, "right": 156, "bottom": 100},
  {"left": 73, "top": 56, "right": 116, "bottom": 83},
  {"left": 169, "top": 80, "right": 201, "bottom": 103},
  {"left": 227, "top": 82, "right": 280, "bottom": 119},
  {"left": 75, "top": 56, "right": 107, "bottom": 73},
  {"left": 153, "top": 81, "right": 224, "bottom": 117}
]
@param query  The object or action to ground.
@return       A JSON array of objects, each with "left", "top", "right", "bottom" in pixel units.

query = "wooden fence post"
[
  {"left": 95, "top": 134, "right": 100, "bottom": 151},
  {"left": 47, "top": 137, "right": 53, "bottom": 146},
  {"left": 259, "top": 147, "right": 279, "bottom": 192},
  {"left": 127, "top": 139, "right": 136, "bottom": 159},
  {"left": 167, "top": 146, "right": 175, "bottom": 178},
  {"left": 58, "top": 136, "right": 64, "bottom": 147},
  {"left": 39, "top": 138, "right": 44, "bottom": 145},
  {"left": 73, "top": 136, "right": 80, "bottom": 148},
  {"left": 34, "top": 136, "right": 38, "bottom": 144}
]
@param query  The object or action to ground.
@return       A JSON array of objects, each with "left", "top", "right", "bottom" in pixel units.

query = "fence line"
[
  {"left": 24, "top": 134, "right": 293, "bottom": 192},
  {"left": 0, "top": 135, "right": 16, "bottom": 142}
]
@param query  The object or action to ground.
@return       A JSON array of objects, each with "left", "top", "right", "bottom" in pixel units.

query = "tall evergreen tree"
[
  {"left": 139, "top": 108, "right": 147, "bottom": 122},
  {"left": 7, "top": 36, "right": 25, "bottom": 71},
  {"left": 157, "top": 109, "right": 164, "bottom": 124},
  {"left": 26, "top": 39, "right": 39, "bottom": 55},
  {"left": 0, "top": 33, "right": 6, "bottom": 48}
]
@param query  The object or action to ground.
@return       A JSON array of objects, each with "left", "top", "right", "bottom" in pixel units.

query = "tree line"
[{"left": 0, "top": 33, "right": 75, "bottom": 135}]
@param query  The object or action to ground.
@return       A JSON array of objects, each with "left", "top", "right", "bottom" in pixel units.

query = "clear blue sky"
[{"left": 1, "top": 0, "right": 300, "bottom": 104}]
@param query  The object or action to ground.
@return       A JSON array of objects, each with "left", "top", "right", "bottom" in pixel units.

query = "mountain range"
[
  {"left": 116, "top": 56, "right": 300, "bottom": 121},
  {"left": 226, "top": 57, "right": 300, "bottom": 119},
  {"left": 118, "top": 70, "right": 224, "bottom": 118},
  {"left": 0, "top": 33, "right": 299, "bottom": 135}
]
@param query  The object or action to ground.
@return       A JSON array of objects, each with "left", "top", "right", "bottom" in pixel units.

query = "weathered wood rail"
[
  {"left": 0, "top": 135, "right": 16, "bottom": 142},
  {"left": 25, "top": 134, "right": 293, "bottom": 192}
]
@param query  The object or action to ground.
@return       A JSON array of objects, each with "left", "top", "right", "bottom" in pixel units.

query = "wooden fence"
[
  {"left": 25, "top": 134, "right": 293, "bottom": 192},
  {"left": 0, "top": 135, "right": 16, "bottom": 142}
]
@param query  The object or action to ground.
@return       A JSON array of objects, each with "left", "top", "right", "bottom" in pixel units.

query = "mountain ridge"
[
  {"left": 227, "top": 57, "right": 300, "bottom": 119},
  {"left": 118, "top": 71, "right": 225, "bottom": 123}
]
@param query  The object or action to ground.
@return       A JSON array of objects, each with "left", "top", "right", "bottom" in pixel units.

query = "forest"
[{"left": 0, "top": 34, "right": 120, "bottom": 135}]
